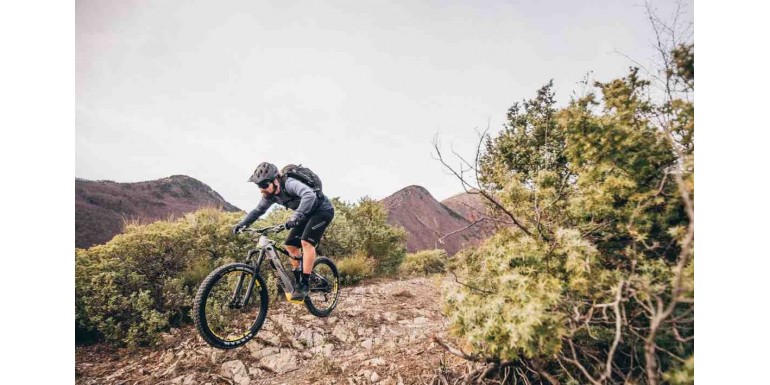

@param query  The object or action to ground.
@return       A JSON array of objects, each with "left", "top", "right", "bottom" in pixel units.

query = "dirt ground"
[{"left": 75, "top": 276, "right": 480, "bottom": 385}]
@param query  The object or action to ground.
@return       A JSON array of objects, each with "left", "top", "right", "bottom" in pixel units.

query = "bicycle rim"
[
  {"left": 194, "top": 263, "right": 268, "bottom": 349},
  {"left": 305, "top": 257, "right": 340, "bottom": 317}
]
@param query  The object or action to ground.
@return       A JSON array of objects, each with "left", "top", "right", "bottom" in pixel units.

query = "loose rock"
[
  {"left": 260, "top": 349, "right": 299, "bottom": 374},
  {"left": 221, "top": 360, "right": 250, "bottom": 385}
]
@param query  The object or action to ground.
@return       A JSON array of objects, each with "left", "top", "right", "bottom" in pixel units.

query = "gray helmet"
[{"left": 248, "top": 162, "right": 279, "bottom": 185}]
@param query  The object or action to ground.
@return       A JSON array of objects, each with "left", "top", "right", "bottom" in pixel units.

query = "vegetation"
[
  {"left": 399, "top": 249, "right": 447, "bottom": 276},
  {"left": 336, "top": 253, "right": 376, "bottom": 285},
  {"left": 323, "top": 196, "right": 407, "bottom": 275},
  {"left": 76, "top": 197, "right": 406, "bottom": 347},
  {"left": 75, "top": 208, "right": 244, "bottom": 346},
  {"left": 436, "top": 41, "right": 694, "bottom": 385}
]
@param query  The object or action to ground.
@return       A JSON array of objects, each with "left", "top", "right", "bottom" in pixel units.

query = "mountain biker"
[{"left": 232, "top": 162, "right": 335, "bottom": 301}]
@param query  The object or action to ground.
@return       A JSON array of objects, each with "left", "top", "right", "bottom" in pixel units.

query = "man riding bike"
[{"left": 232, "top": 162, "right": 335, "bottom": 301}]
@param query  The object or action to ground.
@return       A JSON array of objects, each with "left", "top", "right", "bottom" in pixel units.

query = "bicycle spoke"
[
  {"left": 203, "top": 269, "right": 264, "bottom": 343},
  {"left": 305, "top": 258, "right": 340, "bottom": 317}
]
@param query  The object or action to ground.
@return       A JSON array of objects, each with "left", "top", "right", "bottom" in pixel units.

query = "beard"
[{"left": 261, "top": 181, "right": 277, "bottom": 198}]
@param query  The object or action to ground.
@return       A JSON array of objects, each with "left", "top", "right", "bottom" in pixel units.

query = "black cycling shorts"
[{"left": 285, "top": 207, "right": 335, "bottom": 248}]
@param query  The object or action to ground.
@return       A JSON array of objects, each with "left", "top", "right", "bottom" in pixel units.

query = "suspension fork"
[{"left": 230, "top": 249, "right": 264, "bottom": 308}]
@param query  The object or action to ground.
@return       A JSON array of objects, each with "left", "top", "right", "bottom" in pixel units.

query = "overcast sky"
[{"left": 76, "top": 0, "right": 692, "bottom": 211}]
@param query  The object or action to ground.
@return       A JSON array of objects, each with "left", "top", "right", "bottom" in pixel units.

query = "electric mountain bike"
[{"left": 193, "top": 224, "right": 340, "bottom": 349}]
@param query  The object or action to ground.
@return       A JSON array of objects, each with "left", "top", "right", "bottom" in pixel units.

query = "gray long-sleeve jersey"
[{"left": 238, "top": 177, "right": 332, "bottom": 227}]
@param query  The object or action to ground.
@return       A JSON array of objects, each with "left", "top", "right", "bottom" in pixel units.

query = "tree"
[
  {"left": 350, "top": 196, "right": 407, "bottom": 274},
  {"left": 434, "top": 39, "right": 694, "bottom": 385}
]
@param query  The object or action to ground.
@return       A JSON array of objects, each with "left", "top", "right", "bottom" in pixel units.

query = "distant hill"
[
  {"left": 380, "top": 185, "right": 495, "bottom": 255},
  {"left": 440, "top": 190, "right": 501, "bottom": 235},
  {"left": 75, "top": 175, "right": 240, "bottom": 249},
  {"left": 440, "top": 190, "right": 487, "bottom": 221}
]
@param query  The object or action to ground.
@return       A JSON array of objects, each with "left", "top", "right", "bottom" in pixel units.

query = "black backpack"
[{"left": 281, "top": 164, "right": 323, "bottom": 192}]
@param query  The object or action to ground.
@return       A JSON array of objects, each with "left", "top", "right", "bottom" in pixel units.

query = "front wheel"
[
  {"left": 304, "top": 257, "right": 340, "bottom": 317},
  {"left": 193, "top": 263, "right": 268, "bottom": 349}
]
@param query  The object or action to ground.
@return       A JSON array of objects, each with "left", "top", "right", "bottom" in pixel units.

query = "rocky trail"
[{"left": 75, "top": 277, "right": 473, "bottom": 385}]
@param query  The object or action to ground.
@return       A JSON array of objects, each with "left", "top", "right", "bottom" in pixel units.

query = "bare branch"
[
  {"left": 671, "top": 326, "right": 694, "bottom": 343},
  {"left": 532, "top": 360, "right": 562, "bottom": 385},
  {"left": 431, "top": 335, "right": 489, "bottom": 363},
  {"left": 433, "top": 134, "right": 534, "bottom": 237},
  {"left": 473, "top": 123, "right": 490, "bottom": 192},
  {"left": 556, "top": 358, "right": 579, "bottom": 384},
  {"left": 413, "top": 211, "right": 489, "bottom": 252},
  {"left": 438, "top": 218, "right": 488, "bottom": 244},
  {"left": 629, "top": 291, "right": 655, "bottom": 316},
  {"left": 629, "top": 327, "right": 688, "bottom": 365},
  {"left": 561, "top": 342, "right": 602, "bottom": 385},
  {"left": 413, "top": 214, "right": 446, "bottom": 239},
  {"left": 450, "top": 144, "right": 478, "bottom": 175},
  {"left": 476, "top": 189, "right": 534, "bottom": 237},
  {"left": 637, "top": 4, "right": 694, "bottom": 382},
  {"left": 599, "top": 280, "right": 625, "bottom": 383},
  {"left": 448, "top": 271, "right": 494, "bottom": 295},
  {"left": 432, "top": 135, "right": 477, "bottom": 192},
  {"left": 612, "top": 48, "right": 667, "bottom": 93}
]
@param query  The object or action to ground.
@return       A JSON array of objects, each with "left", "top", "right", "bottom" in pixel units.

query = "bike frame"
[
  {"left": 235, "top": 226, "right": 330, "bottom": 306},
  {"left": 255, "top": 236, "right": 300, "bottom": 293}
]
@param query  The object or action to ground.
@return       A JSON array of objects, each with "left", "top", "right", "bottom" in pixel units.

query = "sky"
[{"left": 76, "top": 0, "right": 693, "bottom": 211}]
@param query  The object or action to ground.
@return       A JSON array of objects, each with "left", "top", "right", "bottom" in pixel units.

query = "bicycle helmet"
[{"left": 248, "top": 162, "right": 279, "bottom": 186}]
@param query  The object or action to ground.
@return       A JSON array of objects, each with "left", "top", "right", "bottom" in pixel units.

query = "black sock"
[
  {"left": 293, "top": 268, "right": 301, "bottom": 283},
  {"left": 302, "top": 273, "right": 310, "bottom": 286}
]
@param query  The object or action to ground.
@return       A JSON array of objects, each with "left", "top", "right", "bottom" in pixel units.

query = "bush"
[
  {"left": 323, "top": 197, "right": 407, "bottom": 275},
  {"left": 336, "top": 253, "right": 375, "bottom": 285},
  {"left": 399, "top": 249, "right": 447, "bottom": 276},
  {"left": 75, "top": 208, "right": 284, "bottom": 347},
  {"left": 76, "top": 198, "right": 408, "bottom": 347},
  {"left": 349, "top": 197, "right": 407, "bottom": 274},
  {"left": 441, "top": 53, "right": 694, "bottom": 384},
  {"left": 319, "top": 198, "right": 358, "bottom": 258}
]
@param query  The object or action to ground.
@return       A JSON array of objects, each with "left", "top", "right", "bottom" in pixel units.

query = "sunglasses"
[{"left": 257, "top": 180, "right": 272, "bottom": 189}]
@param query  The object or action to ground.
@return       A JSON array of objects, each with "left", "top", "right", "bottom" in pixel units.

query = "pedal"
[{"left": 285, "top": 293, "right": 305, "bottom": 304}]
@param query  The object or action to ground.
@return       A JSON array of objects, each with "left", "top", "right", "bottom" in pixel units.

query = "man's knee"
[
  {"left": 301, "top": 240, "right": 315, "bottom": 249},
  {"left": 286, "top": 245, "right": 300, "bottom": 254}
]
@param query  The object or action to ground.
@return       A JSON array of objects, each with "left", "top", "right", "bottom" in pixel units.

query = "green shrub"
[
  {"left": 320, "top": 198, "right": 358, "bottom": 258},
  {"left": 442, "top": 54, "right": 694, "bottom": 384},
  {"left": 349, "top": 197, "right": 407, "bottom": 275},
  {"left": 399, "top": 249, "right": 447, "bottom": 276},
  {"left": 323, "top": 197, "right": 407, "bottom": 275},
  {"left": 75, "top": 208, "right": 281, "bottom": 347},
  {"left": 663, "top": 356, "right": 694, "bottom": 385},
  {"left": 76, "top": 198, "right": 408, "bottom": 347},
  {"left": 75, "top": 209, "right": 245, "bottom": 346},
  {"left": 336, "top": 253, "right": 375, "bottom": 285}
]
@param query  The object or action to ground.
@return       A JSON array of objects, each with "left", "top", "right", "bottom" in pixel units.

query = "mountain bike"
[{"left": 193, "top": 224, "right": 340, "bottom": 349}]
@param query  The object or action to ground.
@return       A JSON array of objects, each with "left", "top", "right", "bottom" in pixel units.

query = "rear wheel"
[
  {"left": 193, "top": 263, "right": 268, "bottom": 349},
  {"left": 304, "top": 257, "right": 340, "bottom": 317}
]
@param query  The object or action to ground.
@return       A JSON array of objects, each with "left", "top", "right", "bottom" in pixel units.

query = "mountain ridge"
[
  {"left": 379, "top": 185, "right": 494, "bottom": 255},
  {"left": 75, "top": 176, "right": 499, "bottom": 255},
  {"left": 75, "top": 175, "right": 241, "bottom": 249}
]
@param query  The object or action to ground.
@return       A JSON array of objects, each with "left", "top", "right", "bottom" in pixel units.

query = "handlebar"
[{"left": 240, "top": 224, "right": 286, "bottom": 235}]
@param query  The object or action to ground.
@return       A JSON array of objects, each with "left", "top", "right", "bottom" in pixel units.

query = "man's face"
[{"left": 259, "top": 179, "right": 279, "bottom": 197}]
